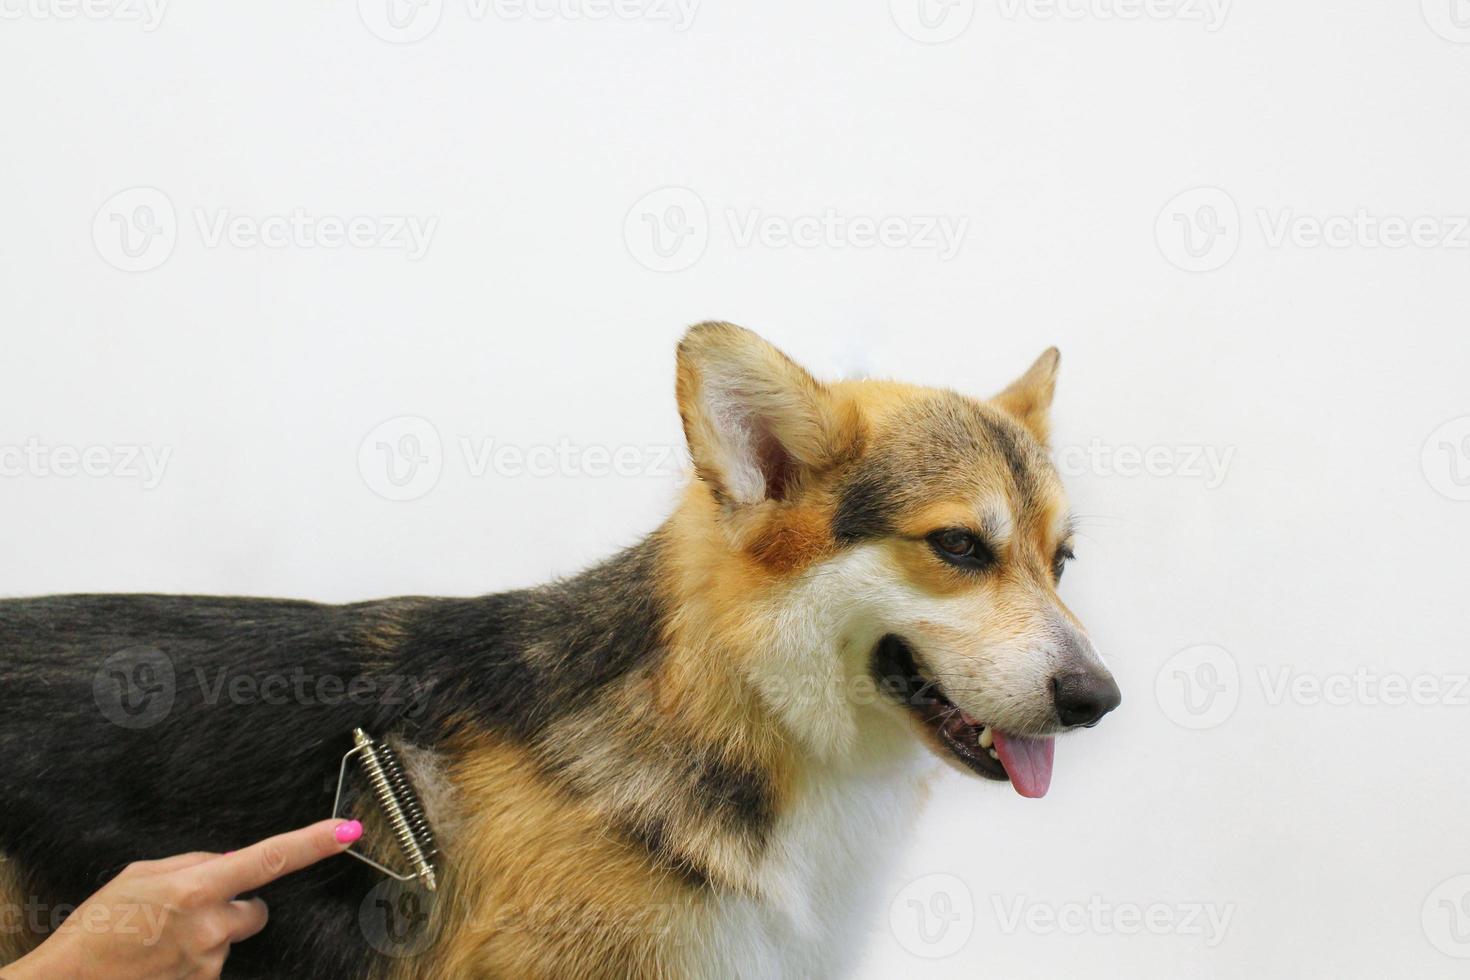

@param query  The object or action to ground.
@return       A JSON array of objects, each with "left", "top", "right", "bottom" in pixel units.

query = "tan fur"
[
  {"left": 389, "top": 734, "right": 702, "bottom": 979},
  {"left": 676, "top": 321, "right": 863, "bottom": 508},
  {"left": 991, "top": 346, "right": 1060, "bottom": 445},
  {"left": 745, "top": 502, "right": 836, "bottom": 573},
  {"left": 0, "top": 854, "right": 38, "bottom": 965}
]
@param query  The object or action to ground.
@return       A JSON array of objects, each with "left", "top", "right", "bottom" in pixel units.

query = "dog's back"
[
  {"left": 0, "top": 593, "right": 413, "bottom": 977},
  {"left": 0, "top": 537, "right": 684, "bottom": 979}
]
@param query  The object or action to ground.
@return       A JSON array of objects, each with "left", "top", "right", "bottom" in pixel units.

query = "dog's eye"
[
  {"left": 1053, "top": 545, "right": 1075, "bottom": 582},
  {"left": 927, "top": 529, "right": 993, "bottom": 570}
]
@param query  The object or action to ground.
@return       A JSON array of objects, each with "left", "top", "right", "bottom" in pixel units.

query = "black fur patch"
[
  {"left": 626, "top": 818, "right": 710, "bottom": 890},
  {"left": 832, "top": 469, "right": 895, "bottom": 543},
  {"left": 976, "top": 411, "right": 1040, "bottom": 501},
  {"left": 693, "top": 756, "right": 773, "bottom": 837},
  {"left": 0, "top": 536, "right": 707, "bottom": 979}
]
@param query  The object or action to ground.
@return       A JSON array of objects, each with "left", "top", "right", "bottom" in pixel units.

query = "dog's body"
[{"left": 0, "top": 323, "right": 1119, "bottom": 978}]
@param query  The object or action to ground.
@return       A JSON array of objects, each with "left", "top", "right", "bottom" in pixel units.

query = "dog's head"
[{"left": 674, "top": 322, "right": 1119, "bottom": 798}]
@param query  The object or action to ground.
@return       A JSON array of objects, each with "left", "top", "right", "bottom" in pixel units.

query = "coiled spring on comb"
[{"left": 332, "top": 727, "right": 439, "bottom": 891}]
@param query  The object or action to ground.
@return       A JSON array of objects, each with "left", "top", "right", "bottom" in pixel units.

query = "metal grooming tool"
[{"left": 332, "top": 727, "right": 439, "bottom": 891}]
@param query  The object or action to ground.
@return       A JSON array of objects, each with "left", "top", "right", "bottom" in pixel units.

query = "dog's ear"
[
  {"left": 992, "top": 347, "right": 1060, "bottom": 444},
  {"left": 676, "top": 322, "right": 852, "bottom": 506}
]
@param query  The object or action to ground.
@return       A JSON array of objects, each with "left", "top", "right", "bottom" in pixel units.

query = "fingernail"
[{"left": 335, "top": 820, "right": 363, "bottom": 845}]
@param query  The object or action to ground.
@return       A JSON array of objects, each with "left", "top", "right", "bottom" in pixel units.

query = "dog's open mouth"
[{"left": 873, "top": 634, "right": 1055, "bottom": 799}]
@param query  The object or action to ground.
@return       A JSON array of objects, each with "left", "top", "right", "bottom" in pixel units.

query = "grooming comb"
[{"left": 332, "top": 727, "right": 439, "bottom": 891}]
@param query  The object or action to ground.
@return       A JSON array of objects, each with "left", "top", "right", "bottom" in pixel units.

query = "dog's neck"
[
  {"left": 422, "top": 488, "right": 924, "bottom": 900},
  {"left": 629, "top": 490, "right": 926, "bottom": 895}
]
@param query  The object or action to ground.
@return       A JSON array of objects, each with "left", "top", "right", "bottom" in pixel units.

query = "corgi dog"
[{"left": 0, "top": 323, "right": 1119, "bottom": 979}]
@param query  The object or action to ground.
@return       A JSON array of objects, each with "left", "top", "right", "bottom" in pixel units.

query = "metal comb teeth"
[
  {"left": 332, "top": 727, "right": 439, "bottom": 891},
  {"left": 370, "top": 732, "right": 438, "bottom": 867}
]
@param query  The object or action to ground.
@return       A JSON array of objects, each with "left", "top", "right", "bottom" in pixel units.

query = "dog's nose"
[{"left": 1052, "top": 670, "right": 1122, "bottom": 727}]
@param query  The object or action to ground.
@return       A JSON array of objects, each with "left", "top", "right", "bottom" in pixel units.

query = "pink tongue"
[{"left": 991, "top": 731, "right": 1055, "bottom": 799}]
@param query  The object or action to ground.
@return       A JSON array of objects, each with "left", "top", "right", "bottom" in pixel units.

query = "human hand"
[{"left": 2, "top": 817, "right": 362, "bottom": 980}]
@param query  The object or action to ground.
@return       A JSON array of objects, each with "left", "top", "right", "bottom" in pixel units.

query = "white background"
[{"left": 3, "top": 2, "right": 1469, "bottom": 976}]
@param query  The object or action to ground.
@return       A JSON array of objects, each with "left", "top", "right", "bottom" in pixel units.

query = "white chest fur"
[{"left": 679, "top": 745, "right": 929, "bottom": 980}]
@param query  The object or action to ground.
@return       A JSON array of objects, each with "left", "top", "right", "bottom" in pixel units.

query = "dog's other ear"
[
  {"left": 676, "top": 322, "right": 852, "bottom": 506},
  {"left": 992, "top": 347, "right": 1060, "bottom": 445}
]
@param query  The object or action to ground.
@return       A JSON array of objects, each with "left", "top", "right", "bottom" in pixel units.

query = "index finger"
[{"left": 188, "top": 818, "right": 362, "bottom": 899}]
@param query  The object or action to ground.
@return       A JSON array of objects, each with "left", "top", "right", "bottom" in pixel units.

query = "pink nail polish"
[{"left": 335, "top": 820, "right": 363, "bottom": 844}]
